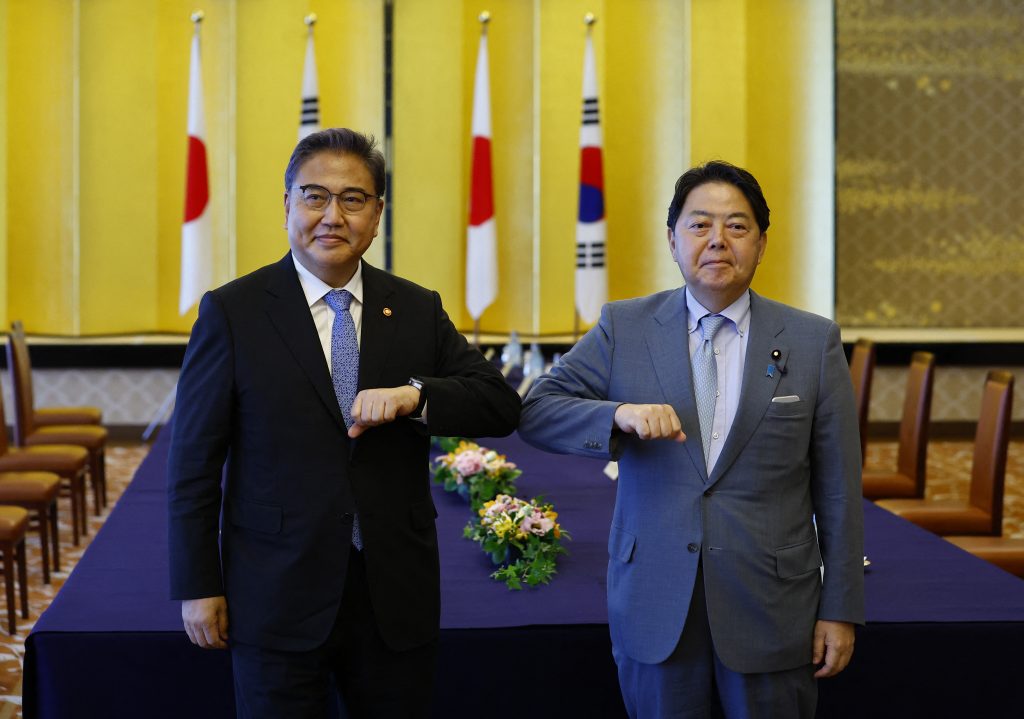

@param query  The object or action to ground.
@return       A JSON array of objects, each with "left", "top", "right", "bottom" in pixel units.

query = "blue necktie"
[
  {"left": 322, "top": 289, "right": 363, "bottom": 550},
  {"left": 692, "top": 314, "right": 726, "bottom": 467}
]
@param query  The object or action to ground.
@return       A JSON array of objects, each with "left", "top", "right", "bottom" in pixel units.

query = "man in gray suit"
[{"left": 519, "top": 161, "right": 863, "bottom": 718}]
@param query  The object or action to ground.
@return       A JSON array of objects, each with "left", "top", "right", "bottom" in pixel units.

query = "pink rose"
[{"left": 454, "top": 450, "right": 485, "bottom": 477}]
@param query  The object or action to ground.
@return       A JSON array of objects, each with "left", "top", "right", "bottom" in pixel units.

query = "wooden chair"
[
  {"left": 0, "top": 386, "right": 90, "bottom": 545},
  {"left": 0, "top": 472, "right": 61, "bottom": 584},
  {"left": 0, "top": 505, "right": 29, "bottom": 634},
  {"left": 7, "top": 329, "right": 109, "bottom": 515},
  {"left": 944, "top": 536, "right": 1024, "bottom": 578},
  {"left": 848, "top": 338, "right": 876, "bottom": 463},
  {"left": 877, "top": 371, "right": 1013, "bottom": 536},
  {"left": 9, "top": 321, "right": 103, "bottom": 427},
  {"left": 862, "top": 352, "right": 935, "bottom": 499}
]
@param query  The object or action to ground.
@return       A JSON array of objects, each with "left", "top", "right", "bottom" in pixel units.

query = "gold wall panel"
[{"left": 836, "top": 0, "right": 1024, "bottom": 328}]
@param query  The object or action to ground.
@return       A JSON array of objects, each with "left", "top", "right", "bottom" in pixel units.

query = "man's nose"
[
  {"left": 320, "top": 196, "right": 347, "bottom": 225},
  {"left": 707, "top": 222, "right": 726, "bottom": 247}
]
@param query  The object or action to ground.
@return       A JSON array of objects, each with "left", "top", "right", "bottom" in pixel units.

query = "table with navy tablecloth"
[{"left": 23, "top": 426, "right": 1024, "bottom": 718}]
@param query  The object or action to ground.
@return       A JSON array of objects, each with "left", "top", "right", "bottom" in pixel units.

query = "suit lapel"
[
  {"left": 645, "top": 288, "right": 707, "bottom": 479},
  {"left": 357, "top": 263, "right": 398, "bottom": 391},
  {"left": 708, "top": 291, "right": 786, "bottom": 485},
  {"left": 263, "top": 253, "right": 346, "bottom": 429}
]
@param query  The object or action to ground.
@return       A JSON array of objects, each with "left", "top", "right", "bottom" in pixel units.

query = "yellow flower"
[{"left": 492, "top": 517, "right": 514, "bottom": 538}]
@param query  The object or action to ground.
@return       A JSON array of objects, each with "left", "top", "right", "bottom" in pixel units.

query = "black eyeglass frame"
[{"left": 292, "top": 184, "right": 382, "bottom": 214}]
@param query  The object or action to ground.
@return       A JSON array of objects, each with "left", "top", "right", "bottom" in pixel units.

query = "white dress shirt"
[
  {"left": 292, "top": 256, "right": 364, "bottom": 371},
  {"left": 686, "top": 288, "right": 751, "bottom": 473}
]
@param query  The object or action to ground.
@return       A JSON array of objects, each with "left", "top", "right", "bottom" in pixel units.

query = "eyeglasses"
[{"left": 293, "top": 184, "right": 381, "bottom": 214}]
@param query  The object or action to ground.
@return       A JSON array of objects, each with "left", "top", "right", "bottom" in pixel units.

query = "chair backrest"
[
  {"left": 969, "top": 370, "right": 1014, "bottom": 535},
  {"left": 0, "top": 359, "right": 11, "bottom": 456},
  {"left": 6, "top": 320, "right": 36, "bottom": 446},
  {"left": 848, "top": 338, "right": 876, "bottom": 462},
  {"left": 895, "top": 352, "right": 936, "bottom": 496}
]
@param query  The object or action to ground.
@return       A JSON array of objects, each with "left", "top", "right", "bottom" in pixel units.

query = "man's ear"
[{"left": 283, "top": 192, "right": 290, "bottom": 228}]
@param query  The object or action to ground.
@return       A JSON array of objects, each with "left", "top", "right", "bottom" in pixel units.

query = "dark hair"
[
  {"left": 283, "top": 128, "right": 386, "bottom": 197},
  {"left": 666, "top": 160, "right": 770, "bottom": 233}
]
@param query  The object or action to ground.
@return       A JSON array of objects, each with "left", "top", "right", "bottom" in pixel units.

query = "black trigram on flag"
[
  {"left": 301, "top": 96, "right": 319, "bottom": 128},
  {"left": 576, "top": 240, "right": 606, "bottom": 269},
  {"left": 298, "top": 30, "right": 320, "bottom": 141},
  {"left": 582, "top": 97, "right": 599, "bottom": 126}
]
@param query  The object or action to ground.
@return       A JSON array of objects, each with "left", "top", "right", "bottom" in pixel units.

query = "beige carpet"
[{"left": 0, "top": 438, "right": 1020, "bottom": 717}]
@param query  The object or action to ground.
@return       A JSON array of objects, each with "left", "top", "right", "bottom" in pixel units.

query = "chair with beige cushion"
[
  {"left": 7, "top": 328, "right": 109, "bottom": 515},
  {"left": 0, "top": 388, "right": 90, "bottom": 546},
  {"left": 0, "top": 472, "right": 61, "bottom": 584},
  {"left": 848, "top": 338, "right": 876, "bottom": 463},
  {"left": 877, "top": 371, "right": 1013, "bottom": 536},
  {"left": 862, "top": 352, "right": 935, "bottom": 500},
  {"left": 0, "top": 505, "right": 29, "bottom": 634},
  {"left": 9, "top": 321, "right": 103, "bottom": 427}
]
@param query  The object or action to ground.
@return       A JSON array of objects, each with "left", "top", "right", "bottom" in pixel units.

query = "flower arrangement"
[
  {"left": 432, "top": 441, "right": 521, "bottom": 511},
  {"left": 463, "top": 494, "right": 570, "bottom": 590}
]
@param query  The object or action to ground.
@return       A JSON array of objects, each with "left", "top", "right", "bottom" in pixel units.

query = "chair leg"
[
  {"left": 17, "top": 540, "right": 28, "bottom": 619},
  {"left": 63, "top": 476, "right": 81, "bottom": 546},
  {"left": 89, "top": 449, "right": 103, "bottom": 517},
  {"left": 35, "top": 503, "right": 50, "bottom": 585},
  {"left": 3, "top": 542, "right": 14, "bottom": 634},
  {"left": 49, "top": 498, "right": 61, "bottom": 574},
  {"left": 99, "top": 448, "right": 107, "bottom": 509},
  {"left": 76, "top": 470, "right": 89, "bottom": 538}
]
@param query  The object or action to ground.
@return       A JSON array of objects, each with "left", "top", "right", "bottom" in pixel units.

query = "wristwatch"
[{"left": 407, "top": 377, "right": 427, "bottom": 418}]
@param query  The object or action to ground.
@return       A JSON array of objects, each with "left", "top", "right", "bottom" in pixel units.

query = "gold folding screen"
[
  {"left": 1, "top": 0, "right": 832, "bottom": 336},
  {"left": 836, "top": 0, "right": 1024, "bottom": 328}
]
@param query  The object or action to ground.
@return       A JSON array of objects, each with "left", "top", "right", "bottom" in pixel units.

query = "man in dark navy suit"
[{"left": 168, "top": 128, "right": 520, "bottom": 718}]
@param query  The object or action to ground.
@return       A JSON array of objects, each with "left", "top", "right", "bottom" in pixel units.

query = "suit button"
[
  {"left": 703, "top": 490, "right": 713, "bottom": 498},
  {"left": 687, "top": 543, "right": 699, "bottom": 553}
]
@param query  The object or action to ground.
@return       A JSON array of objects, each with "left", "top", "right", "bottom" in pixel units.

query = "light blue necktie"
[
  {"left": 322, "top": 289, "right": 363, "bottom": 551},
  {"left": 692, "top": 314, "right": 726, "bottom": 467}
]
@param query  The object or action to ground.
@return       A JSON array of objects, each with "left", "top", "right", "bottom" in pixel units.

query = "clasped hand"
[
  {"left": 613, "top": 403, "right": 686, "bottom": 442},
  {"left": 347, "top": 385, "right": 421, "bottom": 438}
]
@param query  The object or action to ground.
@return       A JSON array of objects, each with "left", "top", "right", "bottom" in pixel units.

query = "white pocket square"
[{"left": 771, "top": 395, "right": 801, "bottom": 403}]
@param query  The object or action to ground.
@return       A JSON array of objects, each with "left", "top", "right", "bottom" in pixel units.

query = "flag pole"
[
  {"left": 579, "top": 11, "right": 593, "bottom": 351},
  {"left": 466, "top": 10, "right": 497, "bottom": 344},
  {"left": 573, "top": 10, "right": 606, "bottom": 339},
  {"left": 191, "top": 9, "right": 204, "bottom": 28},
  {"left": 575, "top": 13, "right": 592, "bottom": 347},
  {"left": 474, "top": 10, "right": 488, "bottom": 353},
  {"left": 299, "top": 14, "right": 321, "bottom": 141}
]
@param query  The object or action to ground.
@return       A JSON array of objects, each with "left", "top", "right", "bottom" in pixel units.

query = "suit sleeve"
[
  {"left": 167, "top": 292, "right": 234, "bottom": 600},
  {"left": 518, "top": 303, "right": 623, "bottom": 460},
  {"left": 811, "top": 321, "right": 866, "bottom": 625},
  {"left": 418, "top": 291, "right": 521, "bottom": 439}
]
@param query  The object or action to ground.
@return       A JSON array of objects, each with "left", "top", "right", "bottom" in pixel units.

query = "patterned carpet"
[{"left": 0, "top": 438, "right": 1019, "bottom": 717}]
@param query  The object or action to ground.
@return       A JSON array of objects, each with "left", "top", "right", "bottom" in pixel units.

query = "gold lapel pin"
[{"left": 383, "top": 307, "right": 393, "bottom": 317}]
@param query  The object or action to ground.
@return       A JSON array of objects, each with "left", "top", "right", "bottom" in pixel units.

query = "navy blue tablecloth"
[{"left": 24, "top": 426, "right": 1024, "bottom": 718}]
